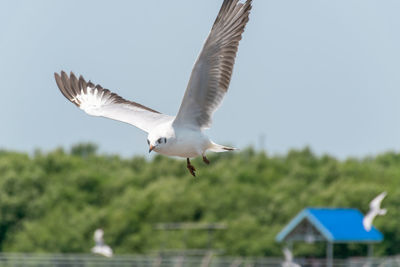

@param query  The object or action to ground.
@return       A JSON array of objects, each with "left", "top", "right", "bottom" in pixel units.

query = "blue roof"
[{"left": 276, "top": 208, "right": 383, "bottom": 243}]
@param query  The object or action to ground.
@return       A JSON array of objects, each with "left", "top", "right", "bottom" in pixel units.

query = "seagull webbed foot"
[{"left": 186, "top": 158, "right": 196, "bottom": 177}]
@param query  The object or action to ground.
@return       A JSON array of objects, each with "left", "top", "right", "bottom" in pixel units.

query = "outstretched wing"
[
  {"left": 173, "top": 0, "right": 252, "bottom": 129},
  {"left": 370, "top": 192, "right": 387, "bottom": 210},
  {"left": 55, "top": 71, "right": 173, "bottom": 133},
  {"left": 363, "top": 211, "right": 374, "bottom": 231}
]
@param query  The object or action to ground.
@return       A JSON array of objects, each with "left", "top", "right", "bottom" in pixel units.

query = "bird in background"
[
  {"left": 91, "top": 229, "right": 113, "bottom": 258},
  {"left": 282, "top": 248, "right": 301, "bottom": 267},
  {"left": 54, "top": 0, "right": 252, "bottom": 177},
  {"left": 362, "top": 192, "right": 387, "bottom": 232}
]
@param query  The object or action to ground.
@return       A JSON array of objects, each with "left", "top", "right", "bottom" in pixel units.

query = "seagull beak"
[{"left": 149, "top": 145, "right": 155, "bottom": 153}]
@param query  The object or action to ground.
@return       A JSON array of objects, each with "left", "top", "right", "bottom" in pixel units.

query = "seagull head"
[
  {"left": 147, "top": 137, "right": 167, "bottom": 153},
  {"left": 147, "top": 124, "right": 174, "bottom": 153}
]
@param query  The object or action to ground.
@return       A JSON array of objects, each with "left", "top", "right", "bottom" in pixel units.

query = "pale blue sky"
[{"left": 1, "top": 0, "right": 400, "bottom": 159}]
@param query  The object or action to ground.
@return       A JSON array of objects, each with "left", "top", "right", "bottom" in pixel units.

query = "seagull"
[
  {"left": 54, "top": 0, "right": 252, "bottom": 177},
  {"left": 363, "top": 192, "right": 387, "bottom": 232},
  {"left": 282, "top": 248, "right": 301, "bottom": 267},
  {"left": 91, "top": 229, "right": 113, "bottom": 257}
]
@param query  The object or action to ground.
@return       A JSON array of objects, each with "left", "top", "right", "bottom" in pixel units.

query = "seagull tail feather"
[{"left": 208, "top": 142, "right": 237, "bottom": 153}]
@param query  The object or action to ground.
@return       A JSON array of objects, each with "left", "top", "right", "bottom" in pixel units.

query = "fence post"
[{"left": 326, "top": 242, "right": 333, "bottom": 267}]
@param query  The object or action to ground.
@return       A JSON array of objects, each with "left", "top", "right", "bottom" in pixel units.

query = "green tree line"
[{"left": 0, "top": 143, "right": 399, "bottom": 257}]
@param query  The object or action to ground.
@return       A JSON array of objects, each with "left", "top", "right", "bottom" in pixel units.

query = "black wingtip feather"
[
  {"left": 54, "top": 71, "right": 162, "bottom": 114},
  {"left": 69, "top": 72, "right": 80, "bottom": 96},
  {"left": 55, "top": 71, "right": 74, "bottom": 103},
  {"left": 79, "top": 75, "right": 87, "bottom": 94},
  {"left": 54, "top": 71, "right": 80, "bottom": 107}
]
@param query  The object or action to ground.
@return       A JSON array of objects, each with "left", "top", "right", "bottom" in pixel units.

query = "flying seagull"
[
  {"left": 363, "top": 192, "right": 387, "bottom": 232},
  {"left": 91, "top": 229, "right": 113, "bottom": 257},
  {"left": 282, "top": 248, "right": 301, "bottom": 267},
  {"left": 54, "top": 0, "right": 252, "bottom": 176}
]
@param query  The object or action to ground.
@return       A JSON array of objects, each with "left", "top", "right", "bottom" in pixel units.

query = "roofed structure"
[
  {"left": 276, "top": 208, "right": 384, "bottom": 267},
  {"left": 276, "top": 208, "right": 383, "bottom": 243}
]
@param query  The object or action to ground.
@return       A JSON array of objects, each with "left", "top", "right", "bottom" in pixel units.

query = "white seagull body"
[
  {"left": 91, "top": 229, "right": 113, "bottom": 258},
  {"left": 282, "top": 248, "right": 301, "bottom": 267},
  {"left": 362, "top": 192, "right": 387, "bottom": 231},
  {"left": 54, "top": 0, "right": 252, "bottom": 176}
]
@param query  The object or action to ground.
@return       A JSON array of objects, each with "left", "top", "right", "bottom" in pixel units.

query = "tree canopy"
[{"left": 0, "top": 144, "right": 398, "bottom": 257}]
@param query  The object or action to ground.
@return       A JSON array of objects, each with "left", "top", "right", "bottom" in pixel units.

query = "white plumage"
[
  {"left": 282, "top": 248, "right": 301, "bottom": 267},
  {"left": 54, "top": 0, "right": 252, "bottom": 176},
  {"left": 362, "top": 192, "right": 387, "bottom": 231},
  {"left": 91, "top": 229, "right": 113, "bottom": 258}
]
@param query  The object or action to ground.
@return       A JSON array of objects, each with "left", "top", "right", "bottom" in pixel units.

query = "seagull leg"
[
  {"left": 186, "top": 158, "right": 196, "bottom": 177},
  {"left": 202, "top": 155, "right": 210, "bottom": 165}
]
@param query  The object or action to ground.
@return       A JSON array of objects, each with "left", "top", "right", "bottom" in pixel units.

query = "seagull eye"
[{"left": 157, "top": 138, "right": 167, "bottom": 144}]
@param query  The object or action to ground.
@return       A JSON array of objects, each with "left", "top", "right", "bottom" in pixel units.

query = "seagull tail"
[{"left": 208, "top": 142, "right": 238, "bottom": 153}]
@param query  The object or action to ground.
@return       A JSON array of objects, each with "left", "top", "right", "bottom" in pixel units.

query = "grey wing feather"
[
  {"left": 55, "top": 71, "right": 173, "bottom": 133},
  {"left": 173, "top": 0, "right": 252, "bottom": 129}
]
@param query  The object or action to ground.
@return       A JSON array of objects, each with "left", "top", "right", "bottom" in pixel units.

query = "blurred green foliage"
[{"left": 0, "top": 145, "right": 398, "bottom": 257}]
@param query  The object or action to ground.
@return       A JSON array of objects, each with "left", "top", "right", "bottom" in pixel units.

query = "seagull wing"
[
  {"left": 363, "top": 210, "right": 374, "bottom": 231},
  {"left": 370, "top": 192, "right": 387, "bottom": 210},
  {"left": 92, "top": 245, "right": 113, "bottom": 257},
  {"left": 55, "top": 71, "right": 173, "bottom": 133},
  {"left": 173, "top": 0, "right": 252, "bottom": 129},
  {"left": 103, "top": 245, "right": 113, "bottom": 257}
]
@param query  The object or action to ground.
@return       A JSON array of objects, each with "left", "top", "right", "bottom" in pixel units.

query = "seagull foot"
[
  {"left": 202, "top": 155, "right": 210, "bottom": 165},
  {"left": 187, "top": 158, "right": 196, "bottom": 177}
]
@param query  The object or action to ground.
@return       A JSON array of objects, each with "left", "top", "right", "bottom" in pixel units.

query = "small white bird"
[
  {"left": 54, "top": 0, "right": 252, "bottom": 176},
  {"left": 282, "top": 248, "right": 301, "bottom": 267},
  {"left": 363, "top": 192, "right": 387, "bottom": 232},
  {"left": 91, "top": 229, "right": 113, "bottom": 257}
]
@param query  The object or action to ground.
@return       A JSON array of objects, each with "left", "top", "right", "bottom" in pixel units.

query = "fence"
[{"left": 0, "top": 253, "right": 398, "bottom": 267}]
